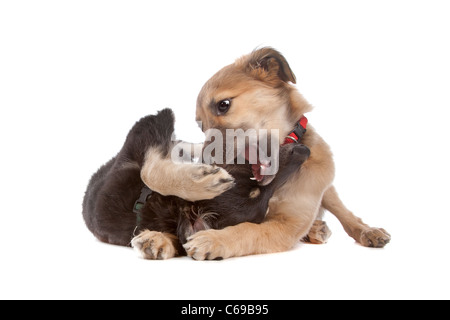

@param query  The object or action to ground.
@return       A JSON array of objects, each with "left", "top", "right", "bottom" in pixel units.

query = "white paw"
[
  {"left": 187, "top": 165, "right": 235, "bottom": 201},
  {"left": 183, "top": 229, "right": 228, "bottom": 261},
  {"left": 131, "top": 230, "right": 177, "bottom": 260}
]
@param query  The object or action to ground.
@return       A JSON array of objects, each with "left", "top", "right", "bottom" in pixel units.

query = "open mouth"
[{"left": 244, "top": 145, "right": 275, "bottom": 186}]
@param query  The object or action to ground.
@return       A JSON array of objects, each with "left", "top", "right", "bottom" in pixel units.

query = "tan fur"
[
  {"left": 184, "top": 48, "right": 390, "bottom": 259},
  {"left": 141, "top": 148, "right": 235, "bottom": 202}
]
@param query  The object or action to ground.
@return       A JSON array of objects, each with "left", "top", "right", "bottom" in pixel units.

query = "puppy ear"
[{"left": 245, "top": 47, "right": 296, "bottom": 84}]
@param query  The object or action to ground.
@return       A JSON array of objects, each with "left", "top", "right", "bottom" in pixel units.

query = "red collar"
[{"left": 283, "top": 116, "right": 308, "bottom": 145}]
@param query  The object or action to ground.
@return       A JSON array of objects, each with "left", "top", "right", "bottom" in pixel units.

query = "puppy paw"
[
  {"left": 186, "top": 165, "right": 235, "bottom": 201},
  {"left": 183, "top": 229, "right": 229, "bottom": 261},
  {"left": 360, "top": 228, "right": 391, "bottom": 248},
  {"left": 302, "top": 220, "right": 332, "bottom": 244},
  {"left": 131, "top": 230, "right": 178, "bottom": 260}
]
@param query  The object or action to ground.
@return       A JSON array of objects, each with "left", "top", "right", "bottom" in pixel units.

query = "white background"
[{"left": 1, "top": 0, "right": 449, "bottom": 300}]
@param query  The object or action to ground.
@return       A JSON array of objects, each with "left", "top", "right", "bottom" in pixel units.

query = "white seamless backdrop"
[{"left": 1, "top": 0, "right": 449, "bottom": 300}]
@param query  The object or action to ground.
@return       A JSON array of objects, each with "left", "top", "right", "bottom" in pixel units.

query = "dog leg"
[
  {"left": 322, "top": 185, "right": 391, "bottom": 248},
  {"left": 183, "top": 203, "right": 318, "bottom": 260},
  {"left": 183, "top": 178, "right": 325, "bottom": 260},
  {"left": 141, "top": 148, "right": 235, "bottom": 202},
  {"left": 131, "top": 230, "right": 179, "bottom": 260}
]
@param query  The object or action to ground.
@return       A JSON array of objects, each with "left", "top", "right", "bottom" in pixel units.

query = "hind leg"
[
  {"left": 322, "top": 185, "right": 391, "bottom": 248},
  {"left": 302, "top": 207, "right": 332, "bottom": 244}
]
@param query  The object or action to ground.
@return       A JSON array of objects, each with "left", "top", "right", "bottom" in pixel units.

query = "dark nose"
[{"left": 292, "top": 144, "right": 311, "bottom": 159}]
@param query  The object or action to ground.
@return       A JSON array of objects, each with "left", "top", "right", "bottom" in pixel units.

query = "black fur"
[{"left": 82, "top": 109, "right": 310, "bottom": 255}]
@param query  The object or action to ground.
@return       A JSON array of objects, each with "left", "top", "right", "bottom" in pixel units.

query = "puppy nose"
[{"left": 293, "top": 145, "right": 311, "bottom": 158}]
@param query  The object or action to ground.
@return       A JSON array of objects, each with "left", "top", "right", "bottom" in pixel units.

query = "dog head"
[
  {"left": 196, "top": 47, "right": 312, "bottom": 185},
  {"left": 177, "top": 143, "right": 311, "bottom": 245}
]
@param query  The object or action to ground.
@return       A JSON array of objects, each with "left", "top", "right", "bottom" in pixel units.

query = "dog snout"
[
  {"left": 279, "top": 143, "right": 310, "bottom": 166},
  {"left": 292, "top": 144, "right": 310, "bottom": 157}
]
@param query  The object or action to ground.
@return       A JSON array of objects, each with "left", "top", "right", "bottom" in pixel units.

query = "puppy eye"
[{"left": 217, "top": 99, "right": 231, "bottom": 115}]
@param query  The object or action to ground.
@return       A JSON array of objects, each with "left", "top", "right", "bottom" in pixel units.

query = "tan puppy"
[{"left": 180, "top": 48, "right": 390, "bottom": 260}]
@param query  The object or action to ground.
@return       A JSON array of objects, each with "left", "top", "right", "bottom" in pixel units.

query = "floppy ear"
[{"left": 245, "top": 47, "right": 296, "bottom": 84}]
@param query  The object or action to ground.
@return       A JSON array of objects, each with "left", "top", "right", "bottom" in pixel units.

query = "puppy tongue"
[
  {"left": 252, "top": 164, "right": 263, "bottom": 182},
  {"left": 251, "top": 162, "right": 271, "bottom": 182},
  {"left": 245, "top": 145, "right": 270, "bottom": 182},
  {"left": 245, "top": 146, "right": 261, "bottom": 181}
]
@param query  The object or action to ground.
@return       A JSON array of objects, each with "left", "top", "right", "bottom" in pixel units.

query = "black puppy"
[{"left": 82, "top": 109, "right": 310, "bottom": 259}]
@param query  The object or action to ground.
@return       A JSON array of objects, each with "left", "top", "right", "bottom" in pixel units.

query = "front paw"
[
  {"left": 131, "top": 230, "right": 177, "bottom": 260},
  {"left": 183, "top": 229, "right": 229, "bottom": 261},
  {"left": 187, "top": 165, "right": 235, "bottom": 201}
]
